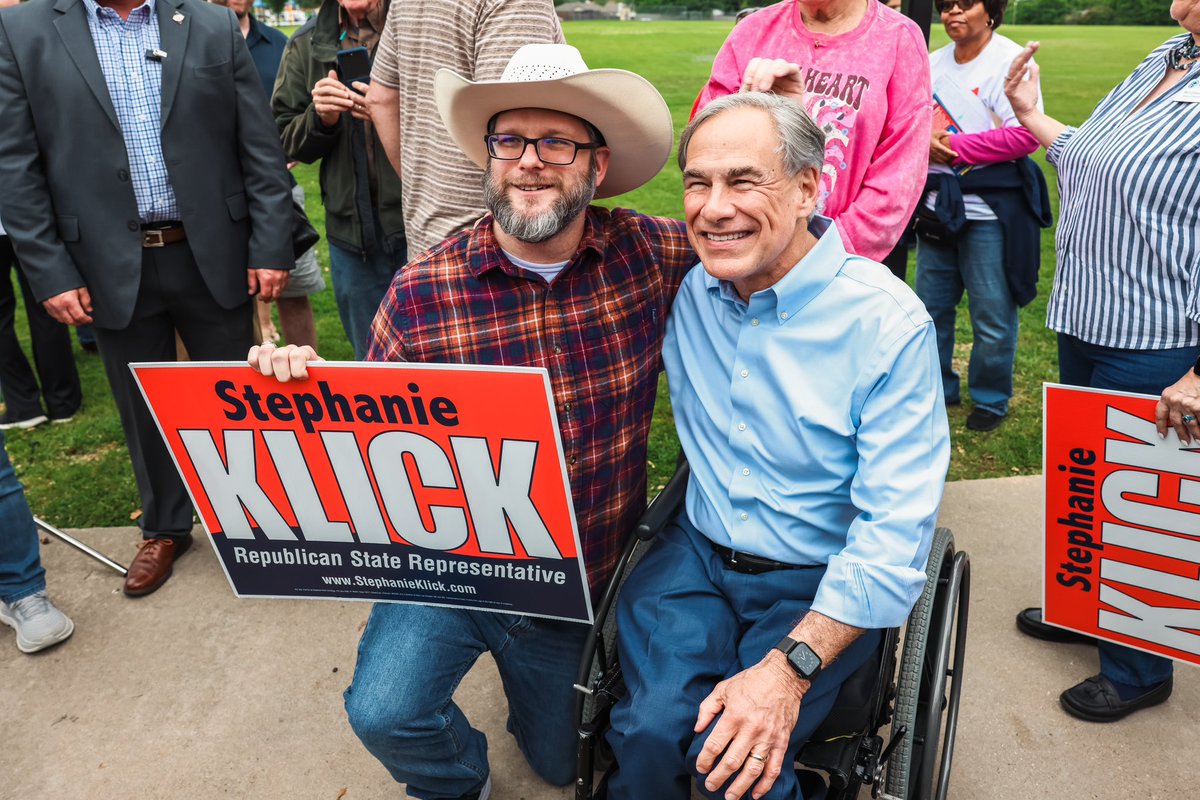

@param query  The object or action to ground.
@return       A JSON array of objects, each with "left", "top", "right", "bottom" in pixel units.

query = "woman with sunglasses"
[
  {"left": 1006, "top": 0, "right": 1200, "bottom": 722},
  {"left": 693, "top": 0, "right": 931, "bottom": 264},
  {"left": 913, "top": 0, "right": 1050, "bottom": 433}
]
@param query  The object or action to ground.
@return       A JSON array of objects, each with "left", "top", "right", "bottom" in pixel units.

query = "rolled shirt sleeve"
[{"left": 811, "top": 319, "right": 951, "bottom": 629}]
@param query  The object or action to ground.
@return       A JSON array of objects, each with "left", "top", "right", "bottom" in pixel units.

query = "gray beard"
[{"left": 484, "top": 161, "right": 597, "bottom": 244}]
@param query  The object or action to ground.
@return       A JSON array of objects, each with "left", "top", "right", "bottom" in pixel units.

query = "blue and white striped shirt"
[
  {"left": 82, "top": 0, "right": 178, "bottom": 223},
  {"left": 1046, "top": 34, "right": 1200, "bottom": 351}
]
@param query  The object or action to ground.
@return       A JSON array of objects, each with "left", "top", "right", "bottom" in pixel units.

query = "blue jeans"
[
  {"left": 1057, "top": 333, "right": 1190, "bottom": 688},
  {"left": 343, "top": 603, "right": 587, "bottom": 798},
  {"left": 606, "top": 516, "right": 879, "bottom": 799},
  {"left": 328, "top": 241, "right": 405, "bottom": 360},
  {"left": 916, "top": 220, "right": 1017, "bottom": 416},
  {"left": 0, "top": 430, "right": 45, "bottom": 603}
]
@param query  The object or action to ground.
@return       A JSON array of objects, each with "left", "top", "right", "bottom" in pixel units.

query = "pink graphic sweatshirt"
[{"left": 697, "top": 1, "right": 932, "bottom": 262}]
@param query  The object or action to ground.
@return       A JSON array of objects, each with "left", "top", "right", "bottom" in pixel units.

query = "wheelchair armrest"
[
  {"left": 634, "top": 458, "right": 690, "bottom": 541},
  {"left": 574, "top": 457, "right": 691, "bottom": 727}
]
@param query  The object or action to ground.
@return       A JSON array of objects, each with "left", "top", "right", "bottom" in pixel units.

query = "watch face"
[{"left": 787, "top": 643, "right": 821, "bottom": 677}]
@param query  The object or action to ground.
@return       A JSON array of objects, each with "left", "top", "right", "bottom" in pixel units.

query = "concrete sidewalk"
[{"left": 2, "top": 476, "right": 1195, "bottom": 799}]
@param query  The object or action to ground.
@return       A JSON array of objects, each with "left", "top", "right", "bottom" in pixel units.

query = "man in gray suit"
[{"left": 0, "top": 0, "right": 293, "bottom": 596}]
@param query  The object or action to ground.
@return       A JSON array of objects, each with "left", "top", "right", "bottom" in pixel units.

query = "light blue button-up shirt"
[
  {"left": 83, "top": 0, "right": 178, "bottom": 222},
  {"left": 664, "top": 217, "right": 950, "bottom": 629}
]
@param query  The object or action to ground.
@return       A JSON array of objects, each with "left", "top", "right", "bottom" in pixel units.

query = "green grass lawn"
[{"left": 2, "top": 22, "right": 1183, "bottom": 525}]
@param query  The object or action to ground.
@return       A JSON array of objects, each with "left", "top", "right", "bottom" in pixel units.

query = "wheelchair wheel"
[{"left": 884, "top": 527, "right": 970, "bottom": 800}]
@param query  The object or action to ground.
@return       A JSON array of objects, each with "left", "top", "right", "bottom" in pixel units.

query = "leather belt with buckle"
[
  {"left": 710, "top": 542, "right": 817, "bottom": 575},
  {"left": 141, "top": 222, "right": 186, "bottom": 248}
]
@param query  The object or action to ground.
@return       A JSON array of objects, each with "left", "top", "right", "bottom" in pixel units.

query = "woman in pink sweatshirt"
[{"left": 695, "top": 0, "right": 932, "bottom": 263}]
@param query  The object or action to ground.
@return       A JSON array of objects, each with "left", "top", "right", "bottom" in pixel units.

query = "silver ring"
[
  {"left": 748, "top": 753, "right": 767, "bottom": 764},
  {"left": 1184, "top": 414, "right": 1196, "bottom": 423}
]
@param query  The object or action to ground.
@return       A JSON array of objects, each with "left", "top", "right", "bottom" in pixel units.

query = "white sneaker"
[
  {"left": 0, "top": 590, "right": 75, "bottom": 653},
  {"left": 0, "top": 414, "right": 48, "bottom": 430}
]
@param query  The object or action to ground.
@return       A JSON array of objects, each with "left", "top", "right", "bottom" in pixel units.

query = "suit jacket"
[{"left": 0, "top": 0, "right": 292, "bottom": 329}]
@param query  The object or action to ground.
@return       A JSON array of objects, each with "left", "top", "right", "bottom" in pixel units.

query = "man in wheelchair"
[{"left": 603, "top": 93, "right": 951, "bottom": 800}]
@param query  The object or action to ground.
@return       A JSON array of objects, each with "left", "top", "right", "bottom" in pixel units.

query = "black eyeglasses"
[
  {"left": 484, "top": 134, "right": 601, "bottom": 166},
  {"left": 935, "top": 0, "right": 980, "bottom": 12}
]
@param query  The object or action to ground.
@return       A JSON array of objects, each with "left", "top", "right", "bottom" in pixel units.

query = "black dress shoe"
[
  {"left": 966, "top": 408, "right": 1005, "bottom": 431},
  {"left": 1015, "top": 607, "right": 1096, "bottom": 645},
  {"left": 1060, "top": 674, "right": 1172, "bottom": 722}
]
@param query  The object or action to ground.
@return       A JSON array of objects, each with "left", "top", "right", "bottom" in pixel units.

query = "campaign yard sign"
[
  {"left": 131, "top": 362, "right": 593, "bottom": 624},
  {"left": 1044, "top": 384, "right": 1200, "bottom": 666}
]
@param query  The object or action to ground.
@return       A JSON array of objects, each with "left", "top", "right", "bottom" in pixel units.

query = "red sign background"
[
  {"left": 1044, "top": 384, "right": 1200, "bottom": 666},
  {"left": 131, "top": 362, "right": 592, "bottom": 622}
]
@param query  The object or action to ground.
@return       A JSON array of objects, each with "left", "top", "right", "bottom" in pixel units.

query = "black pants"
[
  {"left": 94, "top": 240, "right": 253, "bottom": 539},
  {"left": 0, "top": 235, "right": 82, "bottom": 421}
]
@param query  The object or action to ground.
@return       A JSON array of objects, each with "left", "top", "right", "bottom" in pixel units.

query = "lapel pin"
[{"left": 172, "top": 11, "right": 185, "bottom": 24}]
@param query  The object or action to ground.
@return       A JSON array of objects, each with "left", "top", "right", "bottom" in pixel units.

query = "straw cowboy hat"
[{"left": 434, "top": 44, "right": 673, "bottom": 199}]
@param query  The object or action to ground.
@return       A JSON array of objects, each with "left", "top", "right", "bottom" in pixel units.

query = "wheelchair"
[{"left": 574, "top": 461, "right": 971, "bottom": 800}]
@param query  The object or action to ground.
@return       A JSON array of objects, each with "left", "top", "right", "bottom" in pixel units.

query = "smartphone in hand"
[{"left": 336, "top": 46, "right": 371, "bottom": 89}]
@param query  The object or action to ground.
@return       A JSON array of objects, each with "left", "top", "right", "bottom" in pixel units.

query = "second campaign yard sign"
[
  {"left": 1044, "top": 384, "right": 1200, "bottom": 666},
  {"left": 132, "top": 362, "right": 593, "bottom": 623}
]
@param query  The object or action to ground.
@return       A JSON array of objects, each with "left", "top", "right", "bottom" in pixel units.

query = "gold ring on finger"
[{"left": 748, "top": 753, "right": 767, "bottom": 763}]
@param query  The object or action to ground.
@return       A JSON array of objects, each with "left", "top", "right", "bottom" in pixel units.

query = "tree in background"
[
  {"left": 562, "top": 0, "right": 741, "bottom": 11},
  {"left": 1014, "top": 0, "right": 1172, "bottom": 25},
  {"left": 553, "top": 0, "right": 1172, "bottom": 22}
]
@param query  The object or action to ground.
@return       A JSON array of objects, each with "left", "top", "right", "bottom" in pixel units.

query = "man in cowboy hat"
[{"left": 249, "top": 44, "right": 695, "bottom": 798}]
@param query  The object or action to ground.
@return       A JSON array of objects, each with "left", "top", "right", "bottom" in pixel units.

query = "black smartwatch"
[
  {"left": 1193, "top": 353, "right": 1200, "bottom": 376},
  {"left": 773, "top": 636, "right": 823, "bottom": 681}
]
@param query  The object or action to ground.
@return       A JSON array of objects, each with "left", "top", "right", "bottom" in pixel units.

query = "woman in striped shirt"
[{"left": 1002, "top": 1, "right": 1200, "bottom": 724}]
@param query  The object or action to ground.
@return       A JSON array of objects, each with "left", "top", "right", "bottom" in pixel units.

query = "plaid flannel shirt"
[{"left": 368, "top": 206, "right": 695, "bottom": 594}]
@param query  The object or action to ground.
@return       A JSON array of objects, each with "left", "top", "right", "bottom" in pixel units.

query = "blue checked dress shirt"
[
  {"left": 664, "top": 217, "right": 951, "bottom": 629},
  {"left": 83, "top": 0, "right": 178, "bottom": 223}
]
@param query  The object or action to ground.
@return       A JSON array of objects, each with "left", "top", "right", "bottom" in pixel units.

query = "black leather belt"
[
  {"left": 141, "top": 222, "right": 186, "bottom": 248},
  {"left": 710, "top": 542, "right": 817, "bottom": 575}
]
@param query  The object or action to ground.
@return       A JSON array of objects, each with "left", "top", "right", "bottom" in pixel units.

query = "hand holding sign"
[
  {"left": 1156, "top": 366, "right": 1200, "bottom": 444},
  {"left": 249, "top": 342, "right": 323, "bottom": 383}
]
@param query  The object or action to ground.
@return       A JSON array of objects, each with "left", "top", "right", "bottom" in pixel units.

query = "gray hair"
[{"left": 678, "top": 92, "right": 825, "bottom": 177}]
